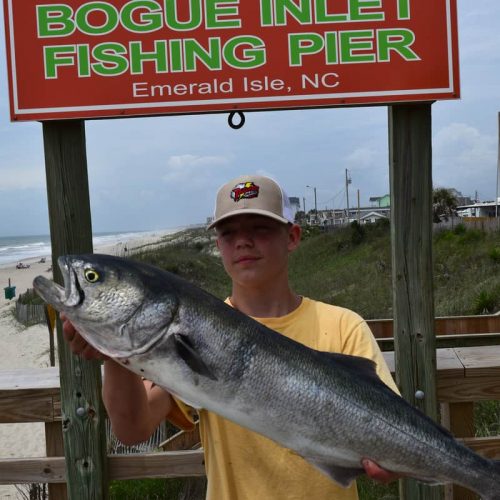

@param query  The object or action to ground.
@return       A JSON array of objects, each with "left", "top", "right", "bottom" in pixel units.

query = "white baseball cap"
[{"left": 208, "top": 175, "right": 294, "bottom": 229}]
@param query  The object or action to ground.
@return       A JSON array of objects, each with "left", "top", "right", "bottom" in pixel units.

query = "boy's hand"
[
  {"left": 61, "top": 313, "right": 109, "bottom": 361},
  {"left": 362, "top": 459, "right": 400, "bottom": 484}
]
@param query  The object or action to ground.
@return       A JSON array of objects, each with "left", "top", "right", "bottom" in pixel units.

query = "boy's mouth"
[{"left": 234, "top": 255, "right": 261, "bottom": 264}]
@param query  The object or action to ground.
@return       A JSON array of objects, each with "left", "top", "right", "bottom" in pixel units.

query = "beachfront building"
[
  {"left": 369, "top": 194, "right": 391, "bottom": 208},
  {"left": 312, "top": 207, "right": 390, "bottom": 227},
  {"left": 456, "top": 200, "right": 500, "bottom": 218}
]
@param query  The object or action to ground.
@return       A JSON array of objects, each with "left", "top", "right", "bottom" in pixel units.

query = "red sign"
[{"left": 3, "top": 0, "right": 459, "bottom": 121}]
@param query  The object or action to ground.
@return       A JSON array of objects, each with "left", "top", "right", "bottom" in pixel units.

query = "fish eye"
[{"left": 84, "top": 268, "right": 100, "bottom": 283}]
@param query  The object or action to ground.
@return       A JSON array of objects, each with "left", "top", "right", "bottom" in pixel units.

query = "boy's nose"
[{"left": 234, "top": 230, "right": 254, "bottom": 247}]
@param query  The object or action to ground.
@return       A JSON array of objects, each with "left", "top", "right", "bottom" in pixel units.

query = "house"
[
  {"left": 369, "top": 194, "right": 390, "bottom": 208},
  {"left": 317, "top": 207, "right": 390, "bottom": 226},
  {"left": 359, "top": 211, "right": 389, "bottom": 224},
  {"left": 456, "top": 200, "right": 500, "bottom": 218}
]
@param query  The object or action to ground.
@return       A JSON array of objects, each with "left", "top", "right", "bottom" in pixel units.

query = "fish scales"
[{"left": 33, "top": 254, "right": 500, "bottom": 499}]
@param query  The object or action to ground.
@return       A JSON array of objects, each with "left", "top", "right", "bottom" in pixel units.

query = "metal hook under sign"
[{"left": 228, "top": 111, "right": 245, "bottom": 129}]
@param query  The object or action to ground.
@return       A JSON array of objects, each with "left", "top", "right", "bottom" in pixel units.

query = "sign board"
[{"left": 3, "top": 0, "right": 459, "bottom": 121}]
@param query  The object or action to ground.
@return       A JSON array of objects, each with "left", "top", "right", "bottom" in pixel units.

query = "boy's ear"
[{"left": 287, "top": 224, "right": 301, "bottom": 251}]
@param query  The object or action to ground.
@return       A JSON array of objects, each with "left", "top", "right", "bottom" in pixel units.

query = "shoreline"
[
  {"left": 0, "top": 227, "right": 187, "bottom": 499},
  {"left": 0, "top": 227, "right": 185, "bottom": 270}
]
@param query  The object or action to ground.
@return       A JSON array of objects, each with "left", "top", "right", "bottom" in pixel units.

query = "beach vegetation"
[
  {"left": 488, "top": 246, "right": 500, "bottom": 263},
  {"left": 132, "top": 228, "right": 231, "bottom": 299},
  {"left": 108, "top": 478, "right": 183, "bottom": 500},
  {"left": 432, "top": 187, "right": 457, "bottom": 223}
]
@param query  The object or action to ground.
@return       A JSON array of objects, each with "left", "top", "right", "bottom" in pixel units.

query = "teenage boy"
[{"left": 62, "top": 174, "right": 398, "bottom": 499}]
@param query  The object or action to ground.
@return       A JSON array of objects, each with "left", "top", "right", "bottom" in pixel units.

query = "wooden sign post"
[
  {"left": 389, "top": 103, "right": 440, "bottom": 499},
  {"left": 42, "top": 120, "right": 108, "bottom": 500}
]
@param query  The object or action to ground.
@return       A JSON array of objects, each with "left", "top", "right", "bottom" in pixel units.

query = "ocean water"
[{"left": 0, "top": 230, "right": 175, "bottom": 267}]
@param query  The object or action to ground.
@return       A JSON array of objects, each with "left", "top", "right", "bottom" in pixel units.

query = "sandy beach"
[{"left": 0, "top": 229, "right": 180, "bottom": 499}]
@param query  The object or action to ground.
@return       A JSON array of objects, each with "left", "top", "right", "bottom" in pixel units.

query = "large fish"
[{"left": 33, "top": 254, "right": 500, "bottom": 499}]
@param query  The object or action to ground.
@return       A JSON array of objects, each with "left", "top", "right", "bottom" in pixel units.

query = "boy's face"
[{"left": 215, "top": 214, "right": 301, "bottom": 289}]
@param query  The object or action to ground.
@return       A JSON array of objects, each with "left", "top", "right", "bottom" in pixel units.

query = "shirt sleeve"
[
  {"left": 148, "top": 380, "right": 196, "bottom": 430},
  {"left": 340, "top": 315, "right": 400, "bottom": 395},
  {"left": 167, "top": 396, "right": 197, "bottom": 431}
]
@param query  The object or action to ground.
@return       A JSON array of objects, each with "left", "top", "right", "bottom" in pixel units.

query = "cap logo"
[{"left": 231, "top": 181, "right": 260, "bottom": 202}]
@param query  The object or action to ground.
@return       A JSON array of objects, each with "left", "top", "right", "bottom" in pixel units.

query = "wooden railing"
[
  {"left": 1, "top": 345, "right": 500, "bottom": 499},
  {"left": 0, "top": 367, "right": 204, "bottom": 500},
  {"left": 368, "top": 313, "right": 500, "bottom": 339},
  {"left": 383, "top": 344, "right": 500, "bottom": 500},
  {"left": 368, "top": 314, "right": 500, "bottom": 351}
]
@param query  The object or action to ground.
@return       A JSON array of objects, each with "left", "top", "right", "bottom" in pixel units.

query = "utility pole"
[
  {"left": 345, "top": 169, "right": 351, "bottom": 223},
  {"left": 357, "top": 189, "right": 360, "bottom": 223},
  {"left": 306, "top": 185, "right": 317, "bottom": 223},
  {"left": 496, "top": 112, "right": 499, "bottom": 229},
  {"left": 302, "top": 196, "right": 306, "bottom": 215}
]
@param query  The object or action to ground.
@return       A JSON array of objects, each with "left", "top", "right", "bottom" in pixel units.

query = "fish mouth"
[{"left": 33, "top": 256, "right": 84, "bottom": 310}]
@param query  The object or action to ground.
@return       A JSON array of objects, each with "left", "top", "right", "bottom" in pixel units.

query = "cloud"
[
  {"left": 345, "top": 147, "right": 381, "bottom": 170},
  {"left": 163, "top": 154, "right": 232, "bottom": 185},
  {"left": 0, "top": 166, "right": 45, "bottom": 190},
  {"left": 434, "top": 123, "right": 495, "bottom": 166},
  {"left": 433, "top": 122, "right": 496, "bottom": 198}
]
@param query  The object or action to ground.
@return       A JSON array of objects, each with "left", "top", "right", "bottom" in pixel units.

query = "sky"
[{"left": 0, "top": 1, "right": 499, "bottom": 236}]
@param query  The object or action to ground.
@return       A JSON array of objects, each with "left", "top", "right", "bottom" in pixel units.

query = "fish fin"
[
  {"left": 317, "top": 351, "right": 381, "bottom": 383},
  {"left": 174, "top": 333, "right": 217, "bottom": 381},
  {"left": 307, "top": 459, "right": 364, "bottom": 488}
]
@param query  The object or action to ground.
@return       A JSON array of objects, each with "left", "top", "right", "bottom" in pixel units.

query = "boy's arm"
[{"left": 62, "top": 315, "right": 192, "bottom": 444}]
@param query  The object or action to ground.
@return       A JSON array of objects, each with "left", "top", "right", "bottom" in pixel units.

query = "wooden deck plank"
[
  {"left": 0, "top": 390, "right": 61, "bottom": 423},
  {"left": 455, "top": 346, "right": 500, "bottom": 378},
  {"left": 383, "top": 348, "right": 464, "bottom": 380},
  {"left": 462, "top": 436, "right": 500, "bottom": 460},
  {"left": 0, "top": 451, "right": 205, "bottom": 484},
  {"left": 437, "top": 376, "right": 500, "bottom": 402},
  {"left": 0, "top": 368, "right": 59, "bottom": 391}
]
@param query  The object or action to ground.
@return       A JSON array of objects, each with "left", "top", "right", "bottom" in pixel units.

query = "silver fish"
[{"left": 33, "top": 254, "right": 500, "bottom": 499}]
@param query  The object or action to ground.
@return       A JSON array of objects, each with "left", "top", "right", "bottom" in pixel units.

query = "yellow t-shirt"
[{"left": 174, "top": 297, "right": 398, "bottom": 500}]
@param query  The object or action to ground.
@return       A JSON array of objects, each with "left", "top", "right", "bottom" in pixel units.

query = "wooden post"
[
  {"left": 44, "top": 305, "right": 56, "bottom": 367},
  {"left": 45, "top": 421, "right": 67, "bottom": 500},
  {"left": 42, "top": 120, "right": 108, "bottom": 499},
  {"left": 448, "top": 403, "right": 477, "bottom": 500},
  {"left": 388, "top": 103, "right": 441, "bottom": 500}
]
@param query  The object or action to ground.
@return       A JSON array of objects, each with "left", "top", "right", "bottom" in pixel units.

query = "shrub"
[
  {"left": 349, "top": 221, "right": 366, "bottom": 245},
  {"left": 459, "top": 229, "right": 484, "bottom": 244},
  {"left": 475, "top": 401, "right": 500, "bottom": 437},
  {"left": 489, "top": 247, "right": 500, "bottom": 263},
  {"left": 472, "top": 290, "right": 497, "bottom": 315},
  {"left": 300, "top": 225, "right": 322, "bottom": 240},
  {"left": 109, "top": 478, "right": 183, "bottom": 499},
  {"left": 434, "top": 229, "right": 456, "bottom": 243}
]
